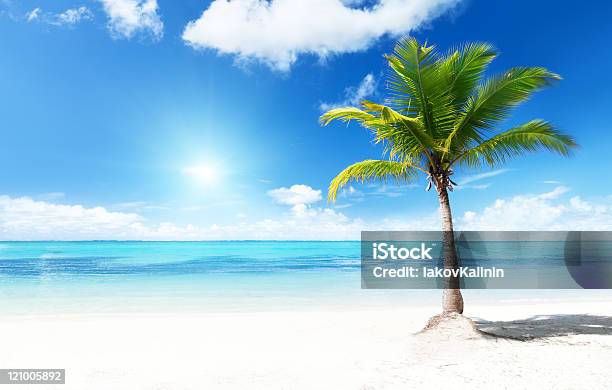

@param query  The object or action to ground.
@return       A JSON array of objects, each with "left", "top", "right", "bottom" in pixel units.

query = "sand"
[{"left": 1, "top": 299, "right": 611, "bottom": 389}]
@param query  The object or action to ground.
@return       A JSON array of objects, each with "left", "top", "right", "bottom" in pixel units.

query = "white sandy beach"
[{"left": 2, "top": 295, "right": 612, "bottom": 390}]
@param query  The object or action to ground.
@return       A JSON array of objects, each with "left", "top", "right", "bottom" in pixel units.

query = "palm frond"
[
  {"left": 386, "top": 37, "right": 455, "bottom": 137},
  {"left": 446, "top": 67, "right": 560, "bottom": 153},
  {"left": 455, "top": 120, "right": 577, "bottom": 168},
  {"left": 319, "top": 106, "right": 377, "bottom": 127},
  {"left": 321, "top": 38, "right": 576, "bottom": 197},
  {"left": 376, "top": 104, "right": 436, "bottom": 154},
  {"left": 439, "top": 42, "right": 497, "bottom": 109},
  {"left": 320, "top": 102, "right": 437, "bottom": 160},
  {"left": 328, "top": 160, "right": 420, "bottom": 202}
]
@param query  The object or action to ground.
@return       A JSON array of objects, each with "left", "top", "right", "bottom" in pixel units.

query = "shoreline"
[
  {"left": 2, "top": 289, "right": 612, "bottom": 316},
  {"left": 2, "top": 296, "right": 610, "bottom": 321}
]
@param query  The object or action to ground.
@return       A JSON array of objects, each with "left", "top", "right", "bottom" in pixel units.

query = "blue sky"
[{"left": 0, "top": 0, "right": 611, "bottom": 239}]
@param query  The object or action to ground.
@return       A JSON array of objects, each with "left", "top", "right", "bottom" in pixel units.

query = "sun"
[{"left": 183, "top": 164, "right": 218, "bottom": 184}]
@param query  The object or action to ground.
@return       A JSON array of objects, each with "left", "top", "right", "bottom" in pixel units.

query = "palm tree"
[{"left": 320, "top": 37, "right": 577, "bottom": 314}]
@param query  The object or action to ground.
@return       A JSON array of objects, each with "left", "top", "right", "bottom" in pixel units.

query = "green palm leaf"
[
  {"left": 447, "top": 67, "right": 561, "bottom": 152},
  {"left": 321, "top": 37, "right": 577, "bottom": 207},
  {"left": 321, "top": 103, "right": 438, "bottom": 161},
  {"left": 386, "top": 37, "right": 455, "bottom": 137},
  {"left": 439, "top": 42, "right": 497, "bottom": 109},
  {"left": 376, "top": 104, "right": 437, "bottom": 155},
  {"left": 455, "top": 120, "right": 577, "bottom": 167},
  {"left": 319, "top": 106, "right": 377, "bottom": 127},
  {"left": 328, "top": 160, "right": 420, "bottom": 201}
]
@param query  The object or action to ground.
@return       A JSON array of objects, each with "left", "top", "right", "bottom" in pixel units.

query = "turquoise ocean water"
[
  {"left": 0, "top": 241, "right": 609, "bottom": 315},
  {"left": 0, "top": 241, "right": 372, "bottom": 314}
]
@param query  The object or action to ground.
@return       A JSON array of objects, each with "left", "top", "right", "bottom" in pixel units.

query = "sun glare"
[{"left": 183, "top": 164, "right": 218, "bottom": 184}]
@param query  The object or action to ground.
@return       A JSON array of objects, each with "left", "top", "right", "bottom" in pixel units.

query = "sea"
[{"left": 0, "top": 241, "right": 610, "bottom": 315}]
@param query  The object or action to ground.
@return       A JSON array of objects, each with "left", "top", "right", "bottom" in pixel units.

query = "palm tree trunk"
[{"left": 437, "top": 187, "right": 464, "bottom": 314}]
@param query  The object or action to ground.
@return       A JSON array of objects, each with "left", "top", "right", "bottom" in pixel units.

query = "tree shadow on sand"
[{"left": 473, "top": 314, "right": 612, "bottom": 341}]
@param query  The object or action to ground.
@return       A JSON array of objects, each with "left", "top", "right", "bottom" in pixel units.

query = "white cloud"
[
  {"left": 452, "top": 169, "right": 510, "bottom": 190},
  {"left": 0, "top": 195, "right": 143, "bottom": 240},
  {"left": 24, "top": 6, "right": 93, "bottom": 26},
  {"left": 371, "top": 183, "right": 418, "bottom": 197},
  {"left": 569, "top": 196, "right": 592, "bottom": 212},
  {"left": 333, "top": 203, "right": 354, "bottom": 209},
  {"left": 339, "top": 185, "right": 364, "bottom": 199},
  {"left": 267, "top": 184, "right": 322, "bottom": 206},
  {"left": 2, "top": 186, "right": 611, "bottom": 241},
  {"left": 462, "top": 183, "right": 490, "bottom": 190},
  {"left": 537, "top": 185, "right": 570, "bottom": 200},
  {"left": 457, "top": 169, "right": 510, "bottom": 185},
  {"left": 0, "top": 188, "right": 430, "bottom": 240},
  {"left": 0, "top": 193, "right": 365, "bottom": 240},
  {"left": 55, "top": 6, "right": 93, "bottom": 25},
  {"left": 320, "top": 73, "right": 376, "bottom": 111},
  {"left": 182, "top": 0, "right": 461, "bottom": 71},
  {"left": 458, "top": 186, "right": 612, "bottom": 230},
  {"left": 26, "top": 7, "right": 40, "bottom": 21},
  {"left": 99, "top": 0, "right": 163, "bottom": 40}
]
